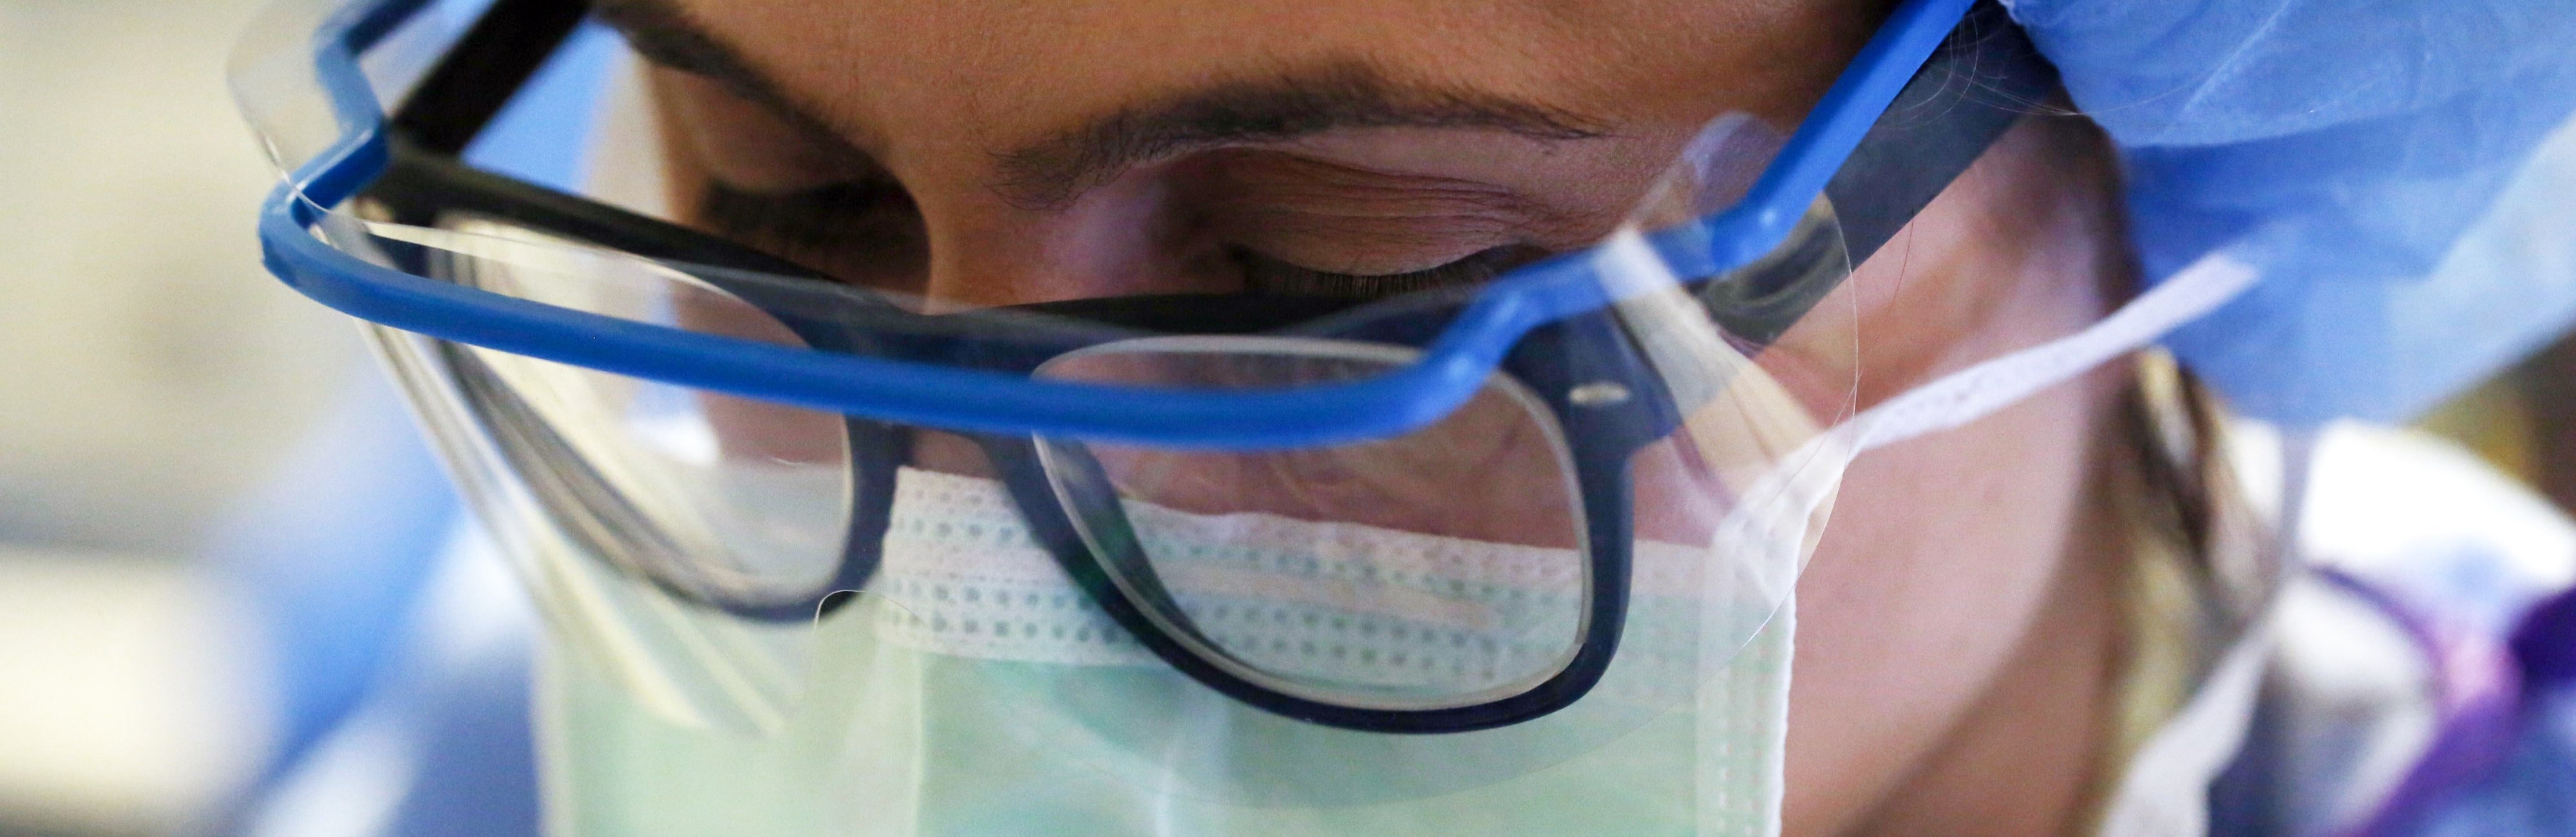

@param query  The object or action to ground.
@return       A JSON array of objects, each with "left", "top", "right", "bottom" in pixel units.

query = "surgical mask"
[
  {"left": 524, "top": 243, "right": 2254, "bottom": 837},
  {"left": 537, "top": 465, "right": 1799, "bottom": 836}
]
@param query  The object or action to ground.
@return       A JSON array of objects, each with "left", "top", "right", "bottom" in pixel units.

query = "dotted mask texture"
[{"left": 869, "top": 467, "right": 1712, "bottom": 704}]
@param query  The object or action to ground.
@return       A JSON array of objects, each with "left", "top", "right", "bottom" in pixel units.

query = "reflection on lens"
[
  {"left": 1034, "top": 337, "right": 1587, "bottom": 710},
  {"left": 426, "top": 218, "right": 860, "bottom": 610}
]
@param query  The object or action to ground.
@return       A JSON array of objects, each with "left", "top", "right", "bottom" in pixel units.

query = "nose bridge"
[{"left": 910, "top": 176, "right": 1229, "bottom": 312}]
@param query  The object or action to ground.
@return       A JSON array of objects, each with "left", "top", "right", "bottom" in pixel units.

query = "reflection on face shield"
[
  {"left": 457, "top": 229, "right": 2263, "bottom": 834},
  {"left": 442, "top": 268, "right": 1846, "bottom": 726},
  {"left": 406, "top": 249, "right": 1847, "bottom": 821},
  {"left": 392, "top": 141, "right": 1862, "bottom": 731}
]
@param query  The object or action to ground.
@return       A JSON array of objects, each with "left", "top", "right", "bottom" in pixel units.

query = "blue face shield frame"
[{"left": 251, "top": 0, "right": 1993, "bottom": 453}]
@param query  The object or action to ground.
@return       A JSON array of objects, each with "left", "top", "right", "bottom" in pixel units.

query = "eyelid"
[
  {"left": 1181, "top": 149, "right": 1599, "bottom": 277},
  {"left": 694, "top": 178, "right": 922, "bottom": 259},
  {"left": 1189, "top": 149, "right": 1544, "bottom": 220},
  {"left": 1235, "top": 245, "right": 1543, "bottom": 299}
]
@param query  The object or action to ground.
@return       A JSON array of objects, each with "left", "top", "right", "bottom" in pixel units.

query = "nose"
[
  {"left": 911, "top": 174, "right": 1235, "bottom": 313},
  {"left": 895, "top": 172, "right": 1240, "bottom": 476}
]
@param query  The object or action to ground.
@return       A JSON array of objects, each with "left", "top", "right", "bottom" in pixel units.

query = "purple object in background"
[
  {"left": 2508, "top": 585, "right": 2576, "bottom": 691},
  {"left": 2315, "top": 567, "right": 2533, "bottom": 837}
]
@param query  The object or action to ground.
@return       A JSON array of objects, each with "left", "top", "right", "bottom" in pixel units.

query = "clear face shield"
[{"left": 227, "top": 0, "right": 2243, "bottom": 831}]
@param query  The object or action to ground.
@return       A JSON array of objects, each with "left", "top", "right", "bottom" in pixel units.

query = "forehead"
[{"left": 646, "top": 0, "right": 1878, "bottom": 165}]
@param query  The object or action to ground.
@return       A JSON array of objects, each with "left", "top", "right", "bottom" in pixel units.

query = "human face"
[
  {"left": 598, "top": 0, "right": 2134, "bottom": 832},
  {"left": 603, "top": 0, "right": 1881, "bottom": 305}
]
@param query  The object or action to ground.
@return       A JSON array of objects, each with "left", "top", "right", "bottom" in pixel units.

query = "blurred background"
[
  {"left": 0, "top": 1, "right": 2571, "bottom": 836},
  {"left": 1, "top": 1, "right": 468, "bottom": 834}
]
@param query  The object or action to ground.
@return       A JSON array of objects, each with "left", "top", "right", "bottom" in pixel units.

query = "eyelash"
[
  {"left": 694, "top": 179, "right": 1537, "bottom": 300},
  {"left": 1232, "top": 245, "right": 1539, "bottom": 299},
  {"left": 696, "top": 180, "right": 923, "bottom": 264}
]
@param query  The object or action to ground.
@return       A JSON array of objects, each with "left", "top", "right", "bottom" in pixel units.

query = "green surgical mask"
[{"left": 535, "top": 467, "right": 1801, "bottom": 837}]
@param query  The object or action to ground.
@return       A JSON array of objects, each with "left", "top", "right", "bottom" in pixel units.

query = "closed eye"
[
  {"left": 1231, "top": 245, "right": 1545, "bottom": 299},
  {"left": 695, "top": 173, "right": 1546, "bottom": 303},
  {"left": 692, "top": 178, "right": 927, "bottom": 275}
]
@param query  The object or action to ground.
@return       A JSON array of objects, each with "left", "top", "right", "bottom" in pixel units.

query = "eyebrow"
[
  {"left": 592, "top": 0, "right": 1615, "bottom": 207},
  {"left": 994, "top": 62, "right": 1613, "bottom": 207},
  {"left": 591, "top": 0, "right": 850, "bottom": 142}
]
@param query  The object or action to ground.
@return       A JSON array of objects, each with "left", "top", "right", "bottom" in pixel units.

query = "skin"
[{"left": 594, "top": 0, "right": 2141, "bottom": 834}]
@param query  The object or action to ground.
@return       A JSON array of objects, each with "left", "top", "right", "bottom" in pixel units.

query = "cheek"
[{"left": 1777, "top": 361, "right": 2119, "bottom": 829}]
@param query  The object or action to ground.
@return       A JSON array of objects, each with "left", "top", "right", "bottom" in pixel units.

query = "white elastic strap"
[
  {"left": 1709, "top": 252, "right": 2263, "bottom": 587},
  {"left": 1846, "top": 253, "right": 2261, "bottom": 453}
]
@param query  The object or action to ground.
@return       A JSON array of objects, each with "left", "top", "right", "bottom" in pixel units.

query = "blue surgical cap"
[{"left": 2003, "top": 0, "right": 2576, "bottom": 424}]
